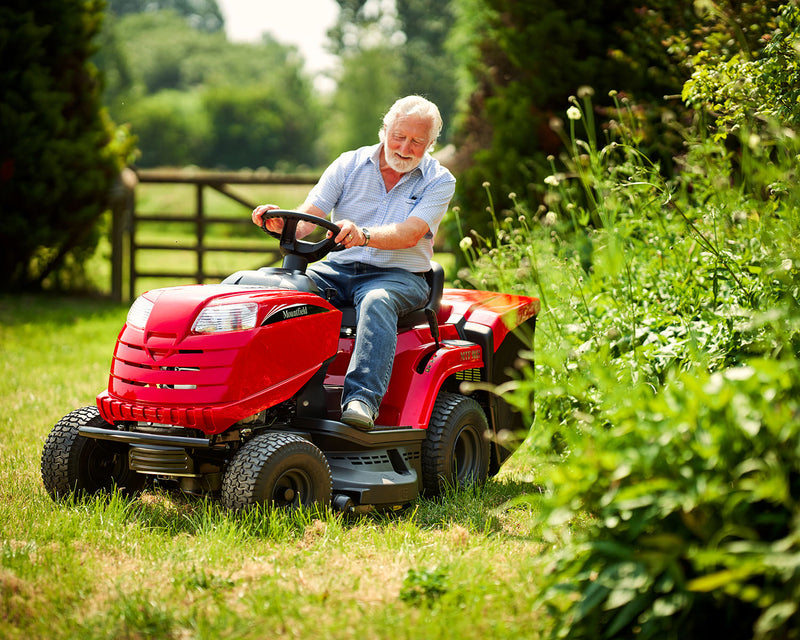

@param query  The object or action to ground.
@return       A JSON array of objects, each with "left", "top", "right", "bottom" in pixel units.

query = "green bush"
[
  {"left": 447, "top": 0, "right": 789, "bottom": 247},
  {"left": 458, "top": 89, "right": 800, "bottom": 636},
  {"left": 537, "top": 353, "right": 800, "bottom": 639},
  {"left": 122, "top": 90, "right": 210, "bottom": 167},
  {"left": 202, "top": 85, "right": 320, "bottom": 171},
  {"left": 683, "top": 1, "right": 799, "bottom": 134},
  {"left": 448, "top": 0, "right": 644, "bottom": 236}
]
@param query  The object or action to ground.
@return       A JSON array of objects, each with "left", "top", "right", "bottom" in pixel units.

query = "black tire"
[
  {"left": 421, "top": 392, "right": 491, "bottom": 495},
  {"left": 41, "top": 406, "right": 144, "bottom": 499},
  {"left": 221, "top": 432, "right": 332, "bottom": 510}
]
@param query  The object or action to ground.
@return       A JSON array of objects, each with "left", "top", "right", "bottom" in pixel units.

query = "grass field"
[{"left": 0, "top": 294, "right": 550, "bottom": 640}]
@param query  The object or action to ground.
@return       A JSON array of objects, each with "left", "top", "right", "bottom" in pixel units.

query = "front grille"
[{"left": 329, "top": 453, "right": 391, "bottom": 466}]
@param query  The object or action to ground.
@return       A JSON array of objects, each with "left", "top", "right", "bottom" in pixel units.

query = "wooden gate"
[{"left": 110, "top": 169, "right": 319, "bottom": 302}]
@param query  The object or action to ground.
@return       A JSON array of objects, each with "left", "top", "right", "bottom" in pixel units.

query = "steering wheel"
[{"left": 261, "top": 209, "right": 344, "bottom": 264}]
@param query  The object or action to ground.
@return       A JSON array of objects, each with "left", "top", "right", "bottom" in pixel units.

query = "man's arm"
[{"left": 334, "top": 216, "right": 429, "bottom": 250}]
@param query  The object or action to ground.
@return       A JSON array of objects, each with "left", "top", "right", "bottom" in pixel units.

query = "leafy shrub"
[
  {"left": 458, "top": 86, "right": 800, "bottom": 636},
  {"left": 122, "top": 90, "right": 210, "bottom": 167},
  {"left": 447, "top": 0, "right": 789, "bottom": 251},
  {"left": 203, "top": 85, "right": 320, "bottom": 171},
  {"left": 536, "top": 350, "right": 800, "bottom": 639},
  {"left": 683, "top": 1, "right": 800, "bottom": 133}
]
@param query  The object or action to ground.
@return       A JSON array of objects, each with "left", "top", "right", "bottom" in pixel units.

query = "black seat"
[{"left": 339, "top": 261, "right": 445, "bottom": 330}]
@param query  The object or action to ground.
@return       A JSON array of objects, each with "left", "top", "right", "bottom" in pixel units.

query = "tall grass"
[{"left": 458, "top": 94, "right": 800, "bottom": 638}]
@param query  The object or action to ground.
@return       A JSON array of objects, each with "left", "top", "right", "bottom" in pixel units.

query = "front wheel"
[
  {"left": 421, "top": 392, "right": 491, "bottom": 496},
  {"left": 41, "top": 406, "right": 144, "bottom": 499},
  {"left": 221, "top": 432, "right": 332, "bottom": 510}
]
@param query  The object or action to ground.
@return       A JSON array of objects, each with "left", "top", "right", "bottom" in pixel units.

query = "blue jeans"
[{"left": 306, "top": 261, "right": 430, "bottom": 417}]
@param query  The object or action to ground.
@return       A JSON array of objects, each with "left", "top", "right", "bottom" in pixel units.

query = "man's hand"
[
  {"left": 331, "top": 217, "right": 429, "bottom": 250},
  {"left": 251, "top": 204, "right": 283, "bottom": 233},
  {"left": 332, "top": 220, "right": 368, "bottom": 248}
]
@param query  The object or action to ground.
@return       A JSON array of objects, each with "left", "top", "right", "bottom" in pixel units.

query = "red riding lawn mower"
[{"left": 41, "top": 211, "right": 540, "bottom": 512}]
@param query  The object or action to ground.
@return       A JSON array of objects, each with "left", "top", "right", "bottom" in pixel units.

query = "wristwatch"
[{"left": 361, "top": 227, "right": 371, "bottom": 246}]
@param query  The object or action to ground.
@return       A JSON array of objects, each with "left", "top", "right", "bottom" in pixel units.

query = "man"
[{"left": 252, "top": 95, "right": 455, "bottom": 430}]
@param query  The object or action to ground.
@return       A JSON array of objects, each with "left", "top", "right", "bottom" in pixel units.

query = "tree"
[
  {"left": 109, "top": 10, "right": 230, "bottom": 97},
  {"left": 326, "top": 46, "right": 402, "bottom": 153},
  {"left": 324, "top": 0, "right": 459, "bottom": 154},
  {"left": 446, "top": 0, "right": 790, "bottom": 241},
  {"left": 448, "top": 0, "right": 650, "bottom": 238},
  {"left": 0, "top": 0, "right": 135, "bottom": 291},
  {"left": 395, "top": 0, "right": 459, "bottom": 140},
  {"left": 107, "top": 0, "right": 224, "bottom": 32},
  {"left": 203, "top": 83, "right": 321, "bottom": 170},
  {"left": 98, "top": 11, "right": 322, "bottom": 169},
  {"left": 324, "top": 0, "right": 403, "bottom": 155}
]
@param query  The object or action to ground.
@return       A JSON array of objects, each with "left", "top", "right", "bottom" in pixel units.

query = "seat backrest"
[
  {"left": 397, "top": 261, "right": 444, "bottom": 328},
  {"left": 339, "top": 261, "right": 445, "bottom": 330}
]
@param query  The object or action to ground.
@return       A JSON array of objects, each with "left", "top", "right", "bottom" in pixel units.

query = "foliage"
[
  {"left": 121, "top": 90, "right": 211, "bottom": 167},
  {"left": 394, "top": 0, "right": 460, "bottom": 140},
  {"left": 203, "top": 84, "right": 321, "bottom": 171},
  {"left": 458, "top": 88, "right": 800, "bottom": 637},
  {"left": 107, "top": 0, "right": 224, "bottom": 32},
  {"left": 325, "top": 46, "right": 402, "bottom": 153},
  {"left": 0, "top": 0, "right": 136, "bottom": 292},
  {"left": 101, "top": 11, "right": 322, "bottom": 169},
  {"left": 109, "top": 10, "right": 228, "bottom": 95},
  {"left": 324, "top": 0, "right": 459, "bottom": 155},
  {"left": 446, "top": 0, "right": 789, "bottom": 244},
  {"left": 447, "top": 0, "right": 663, "bottom": 241},
  {"left": 323, "top": 0, "right": 404, "bottom": 154},
  {"left": 683, "top": 0, "right": 800, "bottom": 134}
]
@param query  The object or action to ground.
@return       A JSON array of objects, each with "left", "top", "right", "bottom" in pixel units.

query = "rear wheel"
[
  {"left": 41, "top": 406, "right": 144, "bottom": 499},
  {"left": 221, "top": 432, "right": 332, "bottom": 510},
  {"left": 421, "top": 392, "right": 491, "bottom": 495}
]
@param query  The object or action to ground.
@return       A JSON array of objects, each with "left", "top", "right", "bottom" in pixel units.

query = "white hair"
[{"left": 378, "top": 95, "right": 443, "bottom": 151}]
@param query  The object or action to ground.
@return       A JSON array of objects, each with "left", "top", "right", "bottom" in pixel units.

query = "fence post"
[
  {"left": 196, "top": 182, "right": 205, "bottom": 282},
  {"left": 109, "top": 167, "right": 137, "bottom": 303}
]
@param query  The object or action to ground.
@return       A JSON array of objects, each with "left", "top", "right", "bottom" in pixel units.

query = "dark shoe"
[{"left": 341, "top": 401, "right": 374, "bottom": 431}]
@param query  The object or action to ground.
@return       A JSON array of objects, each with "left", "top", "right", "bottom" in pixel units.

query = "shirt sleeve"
[{"left": 306, "top": 150, "right": 357, "bottom": 215}]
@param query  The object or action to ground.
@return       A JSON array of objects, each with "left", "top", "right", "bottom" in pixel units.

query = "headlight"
[
  {"left": 192, "top": 302, "right": 258, "bottom": 334},
  {"left": 127, "top": 295, "right": 154, "bottom": 329}
]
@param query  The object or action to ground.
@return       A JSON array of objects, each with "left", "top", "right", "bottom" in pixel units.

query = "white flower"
[
  {"left": 567, "top": 106, "right": 582, "bottom": 121},
  {"left": 459, "top": 237, "right": 473, "bottom": 251},
  {"left": 543, "top": 211, "right": 557, "bottom": 226},
  {"left": 544, "top": 175, "right": 560, "bottom": 187}
]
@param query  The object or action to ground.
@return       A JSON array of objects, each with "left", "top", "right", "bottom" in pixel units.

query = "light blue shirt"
[{"left": 308, "top": 143, "right": 456, "bottom": 273}]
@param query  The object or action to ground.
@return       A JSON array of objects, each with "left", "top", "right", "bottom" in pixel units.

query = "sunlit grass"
[{"left": 0, "top": 294, "right": 550, "bottom": 640}]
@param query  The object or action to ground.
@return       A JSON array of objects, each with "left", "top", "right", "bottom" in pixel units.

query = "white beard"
[{"left": 384, "top": 146, "right": 422, "bottom": 173}]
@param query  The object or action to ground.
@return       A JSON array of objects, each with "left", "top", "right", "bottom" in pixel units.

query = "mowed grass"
[{"left": 0, "top": 294, "right": 550, "bottom": 640}]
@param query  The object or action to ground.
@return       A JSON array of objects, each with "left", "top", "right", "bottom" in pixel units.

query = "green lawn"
[{"left": 0, "top": 294, "right": 549, "bottom": 640}]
